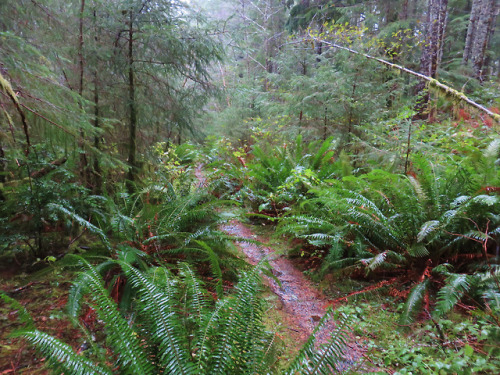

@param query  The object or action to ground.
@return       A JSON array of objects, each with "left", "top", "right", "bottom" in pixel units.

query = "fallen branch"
[
  {"left": 332, "top": 277, "right": 399, "bottom": 304},
  {"left": 0, "top": 73, "right": 31, "bottom": 154},
  {"left": 308, "top": 33, "right": 500, "bottom": 125},
  {"left": 5, "top": 282, "right": 40, "bottom": 296},
  {"left": 30, "top": 157, "right": 67, "bottom": 179}
]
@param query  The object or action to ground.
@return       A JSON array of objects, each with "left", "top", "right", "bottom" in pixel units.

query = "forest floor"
[
  {"left": 195, "top": 165, "right": 371, "bottom": 372},
  {"left": 221, "top": 219, "right": 367, "bottom": 370},
  {"left": 0, "top": 273, "right": 73, "bottom": 374}
]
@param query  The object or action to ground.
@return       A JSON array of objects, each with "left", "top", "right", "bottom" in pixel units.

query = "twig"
[
  {"left": 5, "top": 282, "right": 39, "bottom": 295},
  {"left": 19, "top": 103, "right": 77, "bottom": 136},
  {"left": 425, "top": 308, "right": 447, "bottom": 352}
]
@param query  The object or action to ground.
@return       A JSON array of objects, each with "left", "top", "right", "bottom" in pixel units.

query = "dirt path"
[
  {"left": 195, "top": 165, "right": 362, "bottom": 367},
  {"left": 221, "top": 221, "right": 334, "bottom": 339}
]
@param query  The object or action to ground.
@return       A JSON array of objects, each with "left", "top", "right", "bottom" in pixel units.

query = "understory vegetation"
[{"left": 1, "top": 0, "right": 500, "bottom": 374}]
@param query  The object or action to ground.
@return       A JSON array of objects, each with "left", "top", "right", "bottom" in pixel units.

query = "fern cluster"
[
  {"left": 278, "top": 152, "right": 500, "bottom": 322},
  {"left": 6, "top": 258, "right": 352, "bottom": 374},
  {"left": 208, "top": 135, "right": 347, "bottom": 216}
]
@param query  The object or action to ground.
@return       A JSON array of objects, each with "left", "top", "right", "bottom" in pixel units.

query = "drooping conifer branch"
[
  {"left": 308, "top": 33, "right": 500, "bottom": 125},
  {"left": 0, "top": 72, "right": 31, "bottom": 155}
]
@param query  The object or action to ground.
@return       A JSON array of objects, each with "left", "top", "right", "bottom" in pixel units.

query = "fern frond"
[
  {"left": 119, "top": 262, "right": 195, "bottom": 375},
  {"left": 110, "top": 213, "right": 136, "bottom": 241},
  {"left": 482, "top": 290, "right": 500, "bottom": 311},
  {"left": 434, "top": 274, "right": 471, "bottom": 317},
  {"left": 307, "top": 314, "right": 351, "bottom": 374},
  {"left": 484, "top": 138, "right": 500, "bottom": 159},
  {"left": 286, "top": 308, "right": 350, "bottom": 375},
  {"left": 209, "top": 262, "right": 268, "bottom": 374},
  {"left": 0, "top": 293, "right": 34, "bottom": 328},
  {"left": 195, "top": 240, "right": 223, "bottom": 297},
  {"left": 76, "top": 258, "right": 154, "bottom": 375},
  {"left": 408, "top": 176, "right": 428, "bottom": 205},
  {"left": 417, "top": 220, "right": 440, "bottom": 243},
  {"left": 399, "top": 279, "right": 429, "bottom": 325},
  {"left": 179, "top": 262, "right": 209, "bottom": 322},
  {"left": 195, "top": 298, "right": 230, "bottom": 373},
  {"left": 311, "top": 137, "right": 334, "bottom": 170},
  {"left": 408, "top": 243, "right": 430, "bottom": 258},
  {"left": 365, "top": 251, "right": 388, "bottom": 272},
  {"left": 47, "top": 203, "right": 110, "bottom": 249},
  {"left": 22, "top": 330, "right": 112, "bottom": 375},
  {"left": 67, "top": 259, "right": 115, "bottom": 318},
  {"left": 432, "top": 263, "right": 453, "bottom": 276}
]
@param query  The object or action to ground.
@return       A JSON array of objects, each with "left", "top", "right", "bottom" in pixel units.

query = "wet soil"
[
  {"left": 195, "top": 165, "right": 363, "bottom": 366},
  {"left": 222, "top": 221, "right": 331, "bottom": 339},
  {"left": 221, "top": 221, "right": 362, "bottom": 364}
]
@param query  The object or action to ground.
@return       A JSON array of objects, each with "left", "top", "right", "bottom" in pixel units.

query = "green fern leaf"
[
  {"left": 119, "top": 262, "right": 195, "bottom": 375},
  {"left": 22, "top": 330, "right": 111, "bottom": 375},
  {"left": 47, "top": 203, "right": 110, "bottom": 249},
  {"left": 77, "top": 258, "right": 154, "bottom": 375},
  {"left": 434, "top": 274, "right": 471, "bottom": 318},
  {"left": 399, "top": 280, "right": 429, "bottom": 325},
  {"left": 0, "top": 293, "right": 34, "bottom": 328},
  {"left": 286, "top": 309, "right": 350, "bottom": 375},
  {"left": 408, "top": 243, "right": 430, "bottom": 258},
  {"left": 195, "top": 240, "right": 223, "bottom": 298},
  {"left": 417, "top": 220, "right": 440, "bottom": 242}
]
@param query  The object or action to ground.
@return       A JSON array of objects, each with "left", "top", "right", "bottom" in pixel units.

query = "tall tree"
[
  {"left": 105, "top": 0, "right": 221, "bottom": 189},
  {"left": 126, "top": 6, "right": 137, "bottom": 192},
  {"left": 419, "top": 0, "right": 449, "bottom": 80},
  {"left": 416, "top": 0, "right": 448, "bottom": 113},
  {"left": 463, "top": 0, "right": 499, "bottom": 82}
]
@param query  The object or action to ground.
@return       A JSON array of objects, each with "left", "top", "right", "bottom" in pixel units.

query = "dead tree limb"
[
  {"left": 308, "top": 33, "right": 500, "bottom": 125},
  {"left": 0, "top": 73, "right": 31, "bottom": 154}
]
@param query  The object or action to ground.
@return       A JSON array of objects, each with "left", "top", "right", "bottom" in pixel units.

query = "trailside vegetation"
[{"left": 1, "top": 0, "right": 499, "bottom": 374}]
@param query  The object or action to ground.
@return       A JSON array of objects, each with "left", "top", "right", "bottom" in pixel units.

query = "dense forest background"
[{"left": 1, "top": 0, "right": 500, "bottom": 374}]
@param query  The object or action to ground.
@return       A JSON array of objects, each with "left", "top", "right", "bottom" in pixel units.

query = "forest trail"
[{"left": 195, "top": 165, "right": 362, "bottom": 367}]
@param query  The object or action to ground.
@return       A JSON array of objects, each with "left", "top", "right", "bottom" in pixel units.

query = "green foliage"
[
  {"left": 213, "top": 135, "right": 342, "bottom": 215},
  {"left": 286, "top": 309, "right": 350, "bottom": 375},
  {"left": 335, "top": 299, "right": 500, "bottom": 374},
  {"left": 12, "top": 259, "right": 350, "bottom": 374},
  {"left": 0, "top": 149, "right": 107, "bottom": 259},
  {"left": 399, "top": 280, "right": 429, "bottom": 325},
  {"left": 279, "top": 153, "right": 500, "bottom": 319},
  {"left": 22, "top": 330, "right": 112, "bottom": 375},
  {"left": 125, "top": 181, "right": 243, "bottom": 279}
]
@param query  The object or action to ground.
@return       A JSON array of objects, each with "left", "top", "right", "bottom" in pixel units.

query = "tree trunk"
[
  {"left": 323, "top": 107, "right": 328, "bottom": 141},
  {"left": 416, "top": 0, "right": 448, "bottom": 112},
  {"left": 93, "top": 65, "right": 102, "bottom": 194},
  {"left": 471, "top": 0, "right": 499, "bottom": 82},
  {"left": 92, "top": 7, "right": 101, "bottom": 194},
  {"left": 78, "top": 0, "right": 85, "bottom": 101},
  {"left": 400, "top": 0, "right": 409, "bottom": 21},
  {"left": 126, "top": 8, "right": 137, "bottom": 193},
  {"left": 462, "top": 0, "right": 481, "bottom": 65},
  {"left": 78, "top": 0, "right": 89, "bottom": 183},
  {"left": 421, "top": 0, "right": 448, "bottom": 78},
  {"left": 0, "top": 141, "right": 5, "bottom": 200}
]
